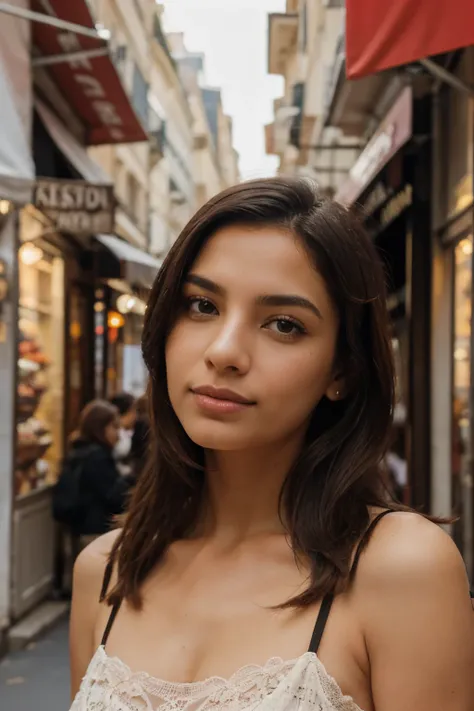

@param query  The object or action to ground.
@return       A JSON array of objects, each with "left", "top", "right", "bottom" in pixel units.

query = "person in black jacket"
[{"left": 66, "top": 399, "right": 134, "bottom": 539}]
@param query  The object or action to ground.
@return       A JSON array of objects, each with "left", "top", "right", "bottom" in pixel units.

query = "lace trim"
[{"left": 71, "top": 645, "right": 365, "bottom": 711}]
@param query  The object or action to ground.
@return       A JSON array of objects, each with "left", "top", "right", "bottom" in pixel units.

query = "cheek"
[
  {"left": 165, "top": 322, "right": 196, "bottom": 392},
  {"left": 263, "top": 342, "right": 335, "bottom": 412}
]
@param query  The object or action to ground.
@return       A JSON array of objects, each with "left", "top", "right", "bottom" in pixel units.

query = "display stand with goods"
[{"left": 15, "top": 330, "right": 53, "bottom": 496}]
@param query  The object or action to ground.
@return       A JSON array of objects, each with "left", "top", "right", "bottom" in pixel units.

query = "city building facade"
[
  {"left": 266, "top": 0, "right": 359, "bottom": 193},
  {"left": 168, "top": 32, "right": 240, "bottom": 207}
]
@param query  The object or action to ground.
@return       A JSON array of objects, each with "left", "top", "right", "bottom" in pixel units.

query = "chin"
[{"left": 182, "top": 420, "right": 258, "bottom": 451}]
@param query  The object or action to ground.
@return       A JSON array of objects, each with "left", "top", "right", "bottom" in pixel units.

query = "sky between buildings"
[{"left": 162, "top": 0, "right": 286, "bottom": 179}]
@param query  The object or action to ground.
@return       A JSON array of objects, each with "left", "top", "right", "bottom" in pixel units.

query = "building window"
[{"left": 132, "top": 63, "right": 149, "bottom": 129}]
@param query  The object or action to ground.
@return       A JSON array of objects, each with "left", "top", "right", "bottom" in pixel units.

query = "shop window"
[
  {"left": 16, "top": 232, "right": 65, "bottom": 497},
  {"left": 452, "top": 234, "right": 473, "bottom": 569},
  {"left": 105, "top": 290, "right": 147, "bottom": 398}
]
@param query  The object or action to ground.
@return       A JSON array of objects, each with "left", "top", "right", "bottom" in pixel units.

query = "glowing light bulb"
[{"left": 19, "top": 242, "right": 43, "bottom": 266}]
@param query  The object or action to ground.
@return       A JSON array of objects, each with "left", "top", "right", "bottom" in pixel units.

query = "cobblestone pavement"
[{"left": 0, "top": 620, "right": 70, "bottom": 711}]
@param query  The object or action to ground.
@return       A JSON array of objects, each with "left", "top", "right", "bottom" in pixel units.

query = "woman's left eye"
[
  {"left": 187, "top": 296, "right": 218, "bottom": 316},
  {"left": 265, "top": 318, "right": 306, "bottom": 338}
]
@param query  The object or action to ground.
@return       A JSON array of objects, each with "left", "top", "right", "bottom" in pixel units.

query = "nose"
[{"left": 204, "top": 316, "right": 251, "bottom": 376}]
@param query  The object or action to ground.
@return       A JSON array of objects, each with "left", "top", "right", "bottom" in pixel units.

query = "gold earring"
[{"left": 335, "top": 390, "right": 340, "bottom": 399}]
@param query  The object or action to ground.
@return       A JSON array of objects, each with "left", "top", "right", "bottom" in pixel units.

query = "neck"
[{"left": 200, "top": 435, "right": 304, "bottom": 542}]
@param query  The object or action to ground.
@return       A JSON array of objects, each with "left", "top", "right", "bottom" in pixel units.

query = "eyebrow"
[{"left": 185, "top": 273, "right": 323, "bottom": 320}]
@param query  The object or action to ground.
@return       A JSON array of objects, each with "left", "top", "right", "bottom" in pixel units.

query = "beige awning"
[{"left": 97, "top": 233, "right": 162, "bottom": 289}]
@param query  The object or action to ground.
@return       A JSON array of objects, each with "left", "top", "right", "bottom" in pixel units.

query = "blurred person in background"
[
  {"left": 130, "top": 393, "right": 150, "bottom": 481},
  {"left": 70, "top": 179, "right": 473, "bottom": 711},
  {"left": 109, "top": 392, "right": 137, "bottom": 476},
  {"left": 54, "top": 400, "right": 134, "bottom": 547}
]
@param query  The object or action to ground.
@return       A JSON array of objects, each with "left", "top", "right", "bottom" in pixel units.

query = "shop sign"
[
  {"left": 336, "top": 86, "right": 413, "bottom": 207},
  {"left": 34, "top": 179, "right": 115, "bottom": 235}
]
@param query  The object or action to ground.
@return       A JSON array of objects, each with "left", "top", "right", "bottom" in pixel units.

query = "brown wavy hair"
[{"left": 107, "top": 177, "right": 412, "bottom": 609}]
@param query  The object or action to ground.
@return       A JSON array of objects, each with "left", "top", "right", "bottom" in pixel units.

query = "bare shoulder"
[
  {"left": 353, "top": 514, "right": 474, "bottom": 708},
  {"left": 73, "top": 528, "right": 121, "bottom": 594},
  {"left": 70, "top": 530, "right": 122, "bottom": 699},
  {"left": 358, "top": 511, "right": 469, "bottom": 592}
]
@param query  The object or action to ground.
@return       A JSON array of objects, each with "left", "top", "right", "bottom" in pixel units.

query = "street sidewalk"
[{"left": 0, "top": 619, "right": 70, "bottom": 711}]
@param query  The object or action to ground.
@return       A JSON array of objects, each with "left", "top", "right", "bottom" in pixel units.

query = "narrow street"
[{"left": 0, "top": 621, "right": 70, "bottom": 711}]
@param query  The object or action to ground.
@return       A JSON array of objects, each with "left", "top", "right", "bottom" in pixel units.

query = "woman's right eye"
[{"left": 187, "top": 296, "right": 218, "bottom": 317}]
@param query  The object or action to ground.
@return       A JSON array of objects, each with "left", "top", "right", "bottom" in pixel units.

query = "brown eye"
[
  {"left": 265, "top": 317, "right": 306, "bottom": 338},
  {"left": 188, "top": 297, "right": 218, "bottom": 316}
]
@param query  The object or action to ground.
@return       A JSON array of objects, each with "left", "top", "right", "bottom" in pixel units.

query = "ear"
[{"left": 325, "top": 373, "right": 346, "bottom": 402}]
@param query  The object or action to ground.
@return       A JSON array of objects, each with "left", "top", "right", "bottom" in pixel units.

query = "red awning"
[
  {"left": 346, "top": 0, "right": 474, "bottom": 79},
  {"left": 31, "top": 0, "right": 147, "bottom": 145}
]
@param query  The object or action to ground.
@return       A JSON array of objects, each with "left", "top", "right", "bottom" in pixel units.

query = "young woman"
[{"left": 70, "top": 179, "right": 474, "bottom": 711}]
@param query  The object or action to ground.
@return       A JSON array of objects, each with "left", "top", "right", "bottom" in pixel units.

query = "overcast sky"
[{"left": 162, "top": 0, "right": 285, "bottom": 179}]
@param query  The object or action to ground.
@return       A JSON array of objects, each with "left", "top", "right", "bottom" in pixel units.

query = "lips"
[{"left": 191, "top": 385, "right": 255, "bottom": 405}]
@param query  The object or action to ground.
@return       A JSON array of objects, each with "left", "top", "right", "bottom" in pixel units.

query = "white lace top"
[{"left": 70, "top": 645, "right": 363, "bottom": 711}]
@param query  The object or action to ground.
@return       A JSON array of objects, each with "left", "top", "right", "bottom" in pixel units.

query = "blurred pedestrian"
[
  {"left": 54, "top": 399, "right": 134, "bottom": 545},
  {"left": 70, "top": 179, "right": 473, "bottom": 711},
  {"left": 109, "top": 392, "right": 136, "bottom": 476}
]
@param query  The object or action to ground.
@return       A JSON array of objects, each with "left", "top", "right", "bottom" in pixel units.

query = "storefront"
[
  {"left": 343, "top": 0, "right": 474, "bottom": 584},
  {"left": 336, "top": 85, "right": 432, "bottom": 507},
  {"left": 0, "top": 0, "right": 150, "bottom": 631},
  {"left": 431, "top": 48, "right": 474, "bottom": 580},
  {"left": 0, "top": 1, "right": 35, "bottom": 648},
  {"left": 9, "top": 106, "right": 117, "bottom": 617}
]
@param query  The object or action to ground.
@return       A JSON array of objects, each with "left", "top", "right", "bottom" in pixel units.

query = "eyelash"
[{"left": 184, "top": 296, "right": 308, "bottom": 340}]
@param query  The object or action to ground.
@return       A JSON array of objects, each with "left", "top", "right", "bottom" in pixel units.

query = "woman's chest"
[
  {"left": 73, "top": 649, "right": 362, "bottom": 711},
  {"left": 94, "top": 545, "right": 370, "bottom": 708}
]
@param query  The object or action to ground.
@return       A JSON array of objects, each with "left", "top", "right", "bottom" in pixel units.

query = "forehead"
[{"left": 190, "top": 224, "right": 329, "bottom": 300}]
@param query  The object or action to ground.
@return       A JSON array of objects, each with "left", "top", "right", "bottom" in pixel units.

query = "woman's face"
[
  {"left": 166, "top": 225, "right": 342, "bottom": 451},
  {"left": 104, "top": 418, "right": 121, "bottom": 448}
]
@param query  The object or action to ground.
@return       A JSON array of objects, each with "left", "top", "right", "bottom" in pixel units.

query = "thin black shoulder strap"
[
  {"left": 308, "top": 510, "right": 394, "bottom": 655},
  {"left": 99, "top": 556, "right": 115, "bottom": 602},
  {"left": 349, "top": 509, "right": 394, "bottom": 581},
  {"left": 99, "top": 554, "right": 123, "bottom": 648},
  {"left": 308, "top": 593, "right": 334, "bottom": 654},
  {"left": 101, "top": 601, "right": 121, "bottom": 647}
]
